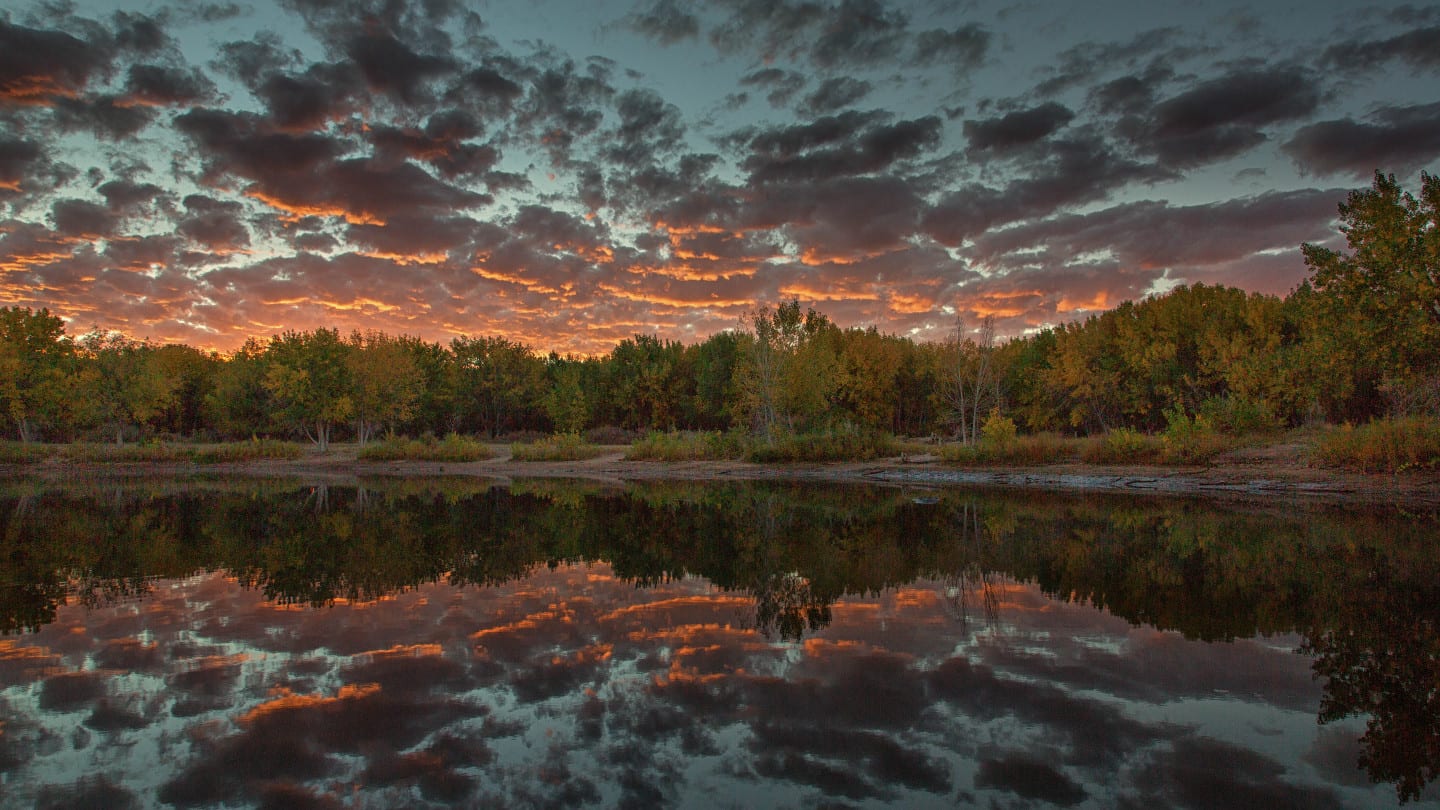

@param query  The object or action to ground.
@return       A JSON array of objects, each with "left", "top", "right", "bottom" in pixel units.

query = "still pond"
[{"left": 0, "top": 478, "right": 1437, "bottom": 808}]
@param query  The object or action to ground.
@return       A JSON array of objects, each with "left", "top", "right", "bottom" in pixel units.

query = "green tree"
[
  {"left": 543, "top": 354, "right": 589, "bottom": 434},
  {"left": 1302, "top": 171, "right": 1440, "bottom": 417},
  {"left": 263, "top": 329, "right": 353, "bottom": 451},
  {"left": 78, "top": 333, "right": 180, "bottom": 445},
  {"left": 451, "top": 335, "right": 545, "bottom": 437},
  {"left": 347, "top": 331, "right": 422, "bottom": 445},
  {"left": 205, "top": 338, "right": 273, "bottom": 439},
  {"left": 0, "top": 307, "right": 76, "bottom": 442},
  {"left": 608, "top": 334, "right": 683, "bottom": 430}
]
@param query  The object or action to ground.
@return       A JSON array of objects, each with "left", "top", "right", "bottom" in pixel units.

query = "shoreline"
[{"left": 4, "top": 444, "right": 1437, "bottom": 506}]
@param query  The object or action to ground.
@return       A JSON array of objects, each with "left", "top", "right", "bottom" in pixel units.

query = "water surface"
[{"left": 1, "top": 479, "right": 1436, "bottom": 808}]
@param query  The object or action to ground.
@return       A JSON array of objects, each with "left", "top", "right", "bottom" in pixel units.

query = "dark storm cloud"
[
  {"left": 739, "top": 68, "right": 808, "bottom": 109},
  {"left": 51, "top": 198, "right": 118, "bottom": 237},
  {"left": 924, "top": 134, "right": 1167, "bottom": 245},
  {"left": 625, "top": 0, "right": 700, "bottom": 45},
  {"left": 964, "top": 102, "right": 1074, "bottom": 154},
  {"left": 1121, "top": 66, "right": 1323, "bottom": 169},
  {"left": 801, "top": 77, "right": 873, "bottom": 114},
  {"left": 911, "top": 23, "right": 990, "bottom": 74},
  {"left": 123, "top": 64, "right": 214, "bottom": 106},
  {"left": 1283, "top": 101, "right": 1440, "bottom": 179},
  {"left": 0, "top": 20, "right": 111, "bottom": 104},
  {"left": 742, "top": 111, "right": 942, "bottom": 184},
  {"left": 1321, "top": 26, "right": 1440, "bottom": 73},
  {"left": 177, "top": 194, "right": 250, "bottom": 251}
]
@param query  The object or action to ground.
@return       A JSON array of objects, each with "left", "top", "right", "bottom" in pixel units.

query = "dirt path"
[{"left": 6, "top": 442, "right": 1437, "bottom": 506}]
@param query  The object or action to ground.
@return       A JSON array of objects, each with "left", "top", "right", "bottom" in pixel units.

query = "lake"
[{"left": 1, "top": 478, "right": 1436, "bottom": 808}]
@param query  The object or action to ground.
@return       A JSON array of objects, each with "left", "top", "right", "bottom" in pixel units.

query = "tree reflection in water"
[{"left": 0, "top": 477, "right": 1437, "bottom": 801}]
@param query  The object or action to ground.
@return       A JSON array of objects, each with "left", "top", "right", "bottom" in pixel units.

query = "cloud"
[
  {"left": 741, "top": 111, "right": 942, "bottom": 184},
  {"left": 1283, "top": 102, "right": 1440, "bottom": 179},
  {"left": 177, "top": 194, "right": 250, "bottom": 251},
  {"left": 51, "top": 198, "right": 119, "bottom": 238},
  {"left": 1321, "top": 26, "right": 1440, "bottom": 73},
  {"left": 345, "top": 31, "right": 457, "bottom": 105},
  {"left": 739, "top": 67, "right": 807, "bottom": 109},
  {"left": 801, "top": 76, "right": 873, "bottom": 115},
  {"left": 911, "top": 23, "right": 990, "bottom": 74},
  {"left": 974, "top": 753, "right": 1087, "bottom": 806},
  {"left": 1033, "top": 27, "right": 1188, "bottom": 97},
  {"left": 625, "top": 0, "right": 700, "bottom": 45},
  {"left": 1123, "top": 66, "right": 1323, "bottom": 169},
  {"left": 964, "top": 102, "right": 1075, "bottom": 155},
  {"left": 0, "top": 20, "right": 111, "bottom": 105},
  {"left": 123, "top": 63, "right": 214, "bottom": 106}
]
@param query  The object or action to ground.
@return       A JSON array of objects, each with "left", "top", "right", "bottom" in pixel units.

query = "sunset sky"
[{"left": 2, "top": 0, "right": 1438, "bottom": 354}]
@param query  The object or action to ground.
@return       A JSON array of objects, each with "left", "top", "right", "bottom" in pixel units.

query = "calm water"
[{"left": 0, "top": 478, "right": 1437, "bottom": 809}]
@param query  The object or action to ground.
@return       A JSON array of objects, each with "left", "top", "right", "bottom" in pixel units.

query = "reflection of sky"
[{"left": 0, "top": 564, "right": 1423, "bottom": 808}]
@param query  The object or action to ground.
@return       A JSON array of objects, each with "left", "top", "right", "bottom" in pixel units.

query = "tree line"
[{"left": 1, "top": 172, "right": 1436, "bottom": 447}]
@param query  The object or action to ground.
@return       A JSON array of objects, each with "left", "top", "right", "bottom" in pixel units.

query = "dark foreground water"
[{"left": 0, "top": 478, "right": 1437, "bottom": 809}]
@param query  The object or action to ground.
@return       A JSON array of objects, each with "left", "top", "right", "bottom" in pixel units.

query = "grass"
[
  {"left": 0, "top": 441, "right": 51, "bottom": 464},
  {"left": 509, "top": 433, "right": 608, "bottom": 461},
  {"left": 188, "top": 439, "right": 306, "bottom": 463},
  {"left": 357, "top": 434, "right": 492, "bottom": 462},
  {"left": 939, "top": 433, "right": 1076, "bottom": 465},
  {"left": 744, "top": 430, "right": 897, "bottom": 463},
  {"left": 626, "top": 431, "right": 750, "bottom": 461},
  {"left": 1080, "top": 428, "right": 1165, "bottom": 465},
  {"left": 62, "top": 443, "right": 189, "bottom": 463},
  {"left": 1312, "top": 417, "right": 1440, "bottom": 473}
]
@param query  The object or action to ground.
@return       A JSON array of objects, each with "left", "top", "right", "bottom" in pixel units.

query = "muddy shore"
[{"left": 4, "top": 442, "right": 1436, "bottom": 506}]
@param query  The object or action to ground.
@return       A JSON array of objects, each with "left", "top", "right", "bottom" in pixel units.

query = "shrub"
[
  {"left": 358, "top": 434, "right": 492, "bottom": 462},
  {"left": 744, "top": 428, "right": 897, "bottom": 462},
  {"left": 510, "top": 433, "right": 607, "bottom": 461},
  {"left": 1081, "top": 428, "right": 1164, "bottom": 464},
  {"left": 0, "top": 441, "right": 50, "bottom": 464},
  {"left": 1312, "top": 417, "right": 1440, "bottom": 473},
  {"left": 584, "top": 425, "right": 639, "bottom": 445},
  {"left": 1198, "top": 396, "right": 1277, "bottom": 435},
  {"left": 1160, "top": 407, "right": 1228, "bottom": 464},
  {"left": 939, "top": 432, "right": 1076, "bottom": 465},
  {"left": 626, "top": 431, "right": 750, "bottom": 461},
  {"left": 979, "top": 409, "right": 1018, "bottom": 451},
  {"left": 189, "top": 440, "right": 306, "bottom": 463}
]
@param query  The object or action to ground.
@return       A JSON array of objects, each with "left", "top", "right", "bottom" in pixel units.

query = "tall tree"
[
  {"left": 78, "top": 333, "right": 180, "bottom": 445},
  {"left": 263, "top": 329, "right": 353, "bottom": 451},
  {"left": 205, "top": 338, "right": 273, "bottom": 439},
  {"left": 1303, "top": 171, "right": 1440, "bottom": 417},
  {"left": 451, "top": 336, "right": 545, "bottom": 437},
  {"left": 0, "top": 307, "right": 75, "bottom": 442},
  {"left": 347, "top": 331, "right": 422, "bottom": 445}
]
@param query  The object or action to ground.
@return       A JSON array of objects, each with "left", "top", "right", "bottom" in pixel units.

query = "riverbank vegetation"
[{"left": 1, "top": 173, "right": 1437, "bottom": 471}]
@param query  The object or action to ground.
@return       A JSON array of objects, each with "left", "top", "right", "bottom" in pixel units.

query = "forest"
[{"left": 1, "top": 173, "right": 1437, "bottom": 454}]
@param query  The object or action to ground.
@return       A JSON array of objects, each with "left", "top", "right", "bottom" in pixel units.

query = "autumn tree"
[
  {"left": 346, "top": 331, "right": 422, "bottom": 445},
  {"left": 941, "top": 315, "right": 1002, "bottom": 443},
  {"left": 1303, "top": 171, "right": 1440, "bottom": 417},
  {"left": 734, "top": 302, "right": 841, "bottom": 438},
  {"left": 543, "top": 354, "right": 589, "bottom": 434},
  {"left": 205, "top": 338, "right": 273, "bottom": 439},
  {"left": 78, "top": 333, "right": 180, "bottom": 445},
  {"left": 263, "top": 329, "right": 353, "bottom": 451},
  {"left": 0, "top": 307, "right": 76, "bottom": 442},
  {"left": 451, "top": 335, "right": 545, "bottom": 437}
]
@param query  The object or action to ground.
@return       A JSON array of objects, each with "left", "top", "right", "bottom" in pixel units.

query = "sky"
[{"left": 2, "top": 0, "right": 1439, "bottom": 354}]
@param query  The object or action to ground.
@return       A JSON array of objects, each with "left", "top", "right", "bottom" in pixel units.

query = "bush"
[
  {"left": 510, "top": 433, "right": 607, "bottom": 461},
  {"left": 1160, "top": 407, "right": 1228, "bottom": 464},
  {"left": 626, "top": 431, "right": 750, "bottom": 461},
  {"left": 358, "top": 434, "right": 492, "bottom": 462},
  {"left": 63, "top": 443, "right": 187, "bottom": 463},
  {"left": 584, "top": 425, "right": 639, "bottom": 445},
  {"left": 0, "top": 441, "right": 50, "bottom": 464},
  {"left": 1312, "top": 417, "right": 1440, "bottom": 473},
  {"left": 1081, "top": 428, "right": 1164, "bottom": 464},
  {"left": 1199, "top": 396, "right": 1277, "bottom": 435},
  {"left": 939, "top": 432, "right": 1075, "bottom": 465},
  {"left": 189, "top": 440, "right": 306, "bottom": 463},
  {"left": 980, "top": 409, "right": 1018, "bottom": 451},
  {"left": 745, "top": 429, "right": 897, "bottom": 462}
]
